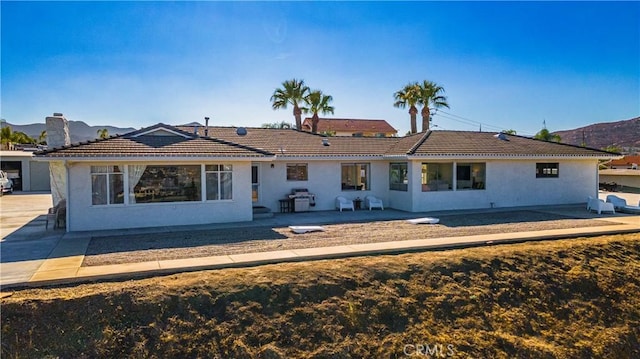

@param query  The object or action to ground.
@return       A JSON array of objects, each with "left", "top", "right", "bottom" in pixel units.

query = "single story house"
[
  {"left": 301, "top": 118, "right": 397, "bottom": 137},
  {"left": 37, "top": 123, "right": 616, "bottom": 232}
]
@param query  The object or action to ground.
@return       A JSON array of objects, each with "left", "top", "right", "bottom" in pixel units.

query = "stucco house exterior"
[{"left": 37, "top": 123, "right": 616, "bottom": 232}]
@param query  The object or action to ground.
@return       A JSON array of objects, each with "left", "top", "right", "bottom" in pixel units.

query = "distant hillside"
[
  {"left": 552, "top": 117, "right": 639, "bottom": 151},
  {"left": 0, "top": 121, "right": 136, "bottom": 144}
]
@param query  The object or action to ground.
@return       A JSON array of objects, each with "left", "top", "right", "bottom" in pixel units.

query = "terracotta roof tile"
[
  {"left": 39, "top": 123, "right": 617, "bottom": 160},
  {"left": 301, "top": 118, "right": 397, "bottom": 134},
  {"left": 608, "top": 155, "right": 640, "bottom": 167},
  {"left": 184, "top": 126, "right": 398, "bottom": 157},
  {"left": 407, "top": 131, "right": 614, "bottom": 157},
  {"left": 39, "top": 124, "right": 271, "bottom": 158}
]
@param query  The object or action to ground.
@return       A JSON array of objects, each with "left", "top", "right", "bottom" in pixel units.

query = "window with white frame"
[
  {"left": 286, "top": 163, "right": 308, "bottom": 181},
  {"left": 389, "top": 162, "right": 408, "bottom": 191},
  {"left": 341, "top": 163, "right": 370, "bottom": 190},
  {"left": 91, "top": 165, "right": 124, "bottom": 205},
  {"left": 206, "top": 164, "right": 233, "bottom": 200}
]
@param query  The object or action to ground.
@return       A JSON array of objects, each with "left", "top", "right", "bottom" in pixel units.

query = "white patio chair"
[
  {"left": 587, "top": 196, "right": 615, "bottom": 214},
  {"left": 335, "top": 196, "right": 355, "bottom": 212},
  {"left": 606, "top": 195, "right": 640, "bottom": 214},
  {"left": 606, "top": 195, "right": 627, "bottom": 210},
  {"left": 364, "top": 195, "right": 384, "bottom": 210}
]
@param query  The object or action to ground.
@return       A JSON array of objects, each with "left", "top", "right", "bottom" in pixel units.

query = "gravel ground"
[{"left": 82, "top": 210, "right": 618, "bottom": 267}]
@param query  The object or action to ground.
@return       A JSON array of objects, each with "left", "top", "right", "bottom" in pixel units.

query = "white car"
[{"left": 0, "top": 170, "right": 14, "bottom": 195}]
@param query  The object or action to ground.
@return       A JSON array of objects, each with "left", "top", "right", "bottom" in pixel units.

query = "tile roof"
[
  {"left": 39, "top": 123, "right": 616, "bottom": 160},
  {"left": 608, "top": 155, "right": 640, "bottom": 167},
  {"left": 301, "top": 118, "right": 397, "bottom": 134},
  {"left": 38, "top": 124, "right": 271, "bottom": 158},
  {"left": 407, "top": 131, "right": 615, "bottom": 157},
  {"left": 180, "top": 126, "right": 399, "bottom": 157}
]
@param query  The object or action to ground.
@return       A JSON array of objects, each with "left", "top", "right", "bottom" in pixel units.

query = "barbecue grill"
[{"left": 288, "top": 188, "right": 316, "bottom": 212}]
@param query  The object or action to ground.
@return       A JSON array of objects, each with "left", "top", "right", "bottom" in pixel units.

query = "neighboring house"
[
  {"left": 600, "top": 155, "right": 640, "bottom": 190},
  {"left": 0, "top": 150, "right": 51, "bottom": 192},
  {"left": 300, "top": 118, "right": 397, "bottom": 137},
  {"left": 37, "top": 123, "right": 616, "bottom": 232},
  {"left": 605, "top": 155, "right": 640, "bottom": 169}
]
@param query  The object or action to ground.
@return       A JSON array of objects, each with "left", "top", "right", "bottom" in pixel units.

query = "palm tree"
[
  {"left": 97, "top": 128, "right": 109, "bottom": 139},
  {"left": 261, "top": 121, "right": 292, "bottom": 129},
  {"left": 394, "top": 83, "right": 420, "bottom": 134},
  {"left": 534, "top": 128, "right": 561, "bottom": 142},
  {"left": 38, "top": 130, "right": 47, "bottom": 144},
  {"left": 302, "top": 90, "right": 334, "bottom": 133},
  {"left": 270, "top": 79, "right": 310, "bottom": 130},
  {"left": 1, "top": 126, "right": 36, "bottom": 148},
  {"left": 417, "top": 80, "right": 449, "bottom": 132}
]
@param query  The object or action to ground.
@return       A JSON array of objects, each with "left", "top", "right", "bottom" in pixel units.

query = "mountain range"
[
  {"left": 552, "top": 117, "right": 639, "bottom": 152},
  {"left": 1, "top": 121, "right": 136, "bottom": 144}
]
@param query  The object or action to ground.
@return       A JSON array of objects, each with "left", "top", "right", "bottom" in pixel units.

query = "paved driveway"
[{"left": 1, "top": 193, "right": 64, "bottom": 286}]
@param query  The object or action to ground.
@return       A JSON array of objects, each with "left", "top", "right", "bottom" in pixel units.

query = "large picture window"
[
  {"left": 421, "top": 163, "right": 453, "bottom": 191},
  {"left": 132, "top": 165, "right": 201, "bottom": 203},
  {"left": 206, "top": 164, "right": 233, "bottom": 200},
  {"left": 389, "top": 162, "right": 408, "bottom": 191},
  {"left": 91, "top": 166, "right": 124, "bottom": 205},
  {"left": 457, "top": 163, "right": 486, "bottom": 190},
  {"left": 341, "top": 163, "right": 370, "bottom": 190},
  {"left": 536, "top": 163, "right": 559, "bottom": 178},
  {"left": 286, "top": 163, "right": 308, "bottom": 181}
]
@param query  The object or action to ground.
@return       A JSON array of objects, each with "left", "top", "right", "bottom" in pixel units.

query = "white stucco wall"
[
  {"left": 257, "top": 160, "right": 390, "bottom": 212},
  {"left": 67, "top": 161, "right": 253, "bottom": 231},
  {"left": 412, "top": 159, "right": 598, "bottom": 212}
]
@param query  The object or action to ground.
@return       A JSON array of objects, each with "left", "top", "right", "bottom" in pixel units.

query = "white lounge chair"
[
  {"left": 587, "top": 196, "right": 615, "bottom": 214},
  {"left": 364, "top": 195, "right": 384, "bottom": 210},
  {"left": 335, "top": 196, "right": 355, "bottom": 212},
  {"left": 606, "top": 195, "right": 640, "bottom": 214}
]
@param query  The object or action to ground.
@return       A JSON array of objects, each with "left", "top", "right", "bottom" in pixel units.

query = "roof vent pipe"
[{"left": 204, "top": 117, "right": 210, "bottom": 137}]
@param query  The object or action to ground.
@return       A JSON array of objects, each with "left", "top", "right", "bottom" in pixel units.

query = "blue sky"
[{"left": 2, "top": 1, "right": 638, "bottom": 136}]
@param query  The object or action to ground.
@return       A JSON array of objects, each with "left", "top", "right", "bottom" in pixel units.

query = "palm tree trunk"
[
  {"left": 293, "top": 106, "right": 302, "bottom": 130},
  {"left": 421, "top": 107, "right": 431, "bottom": 132},
  {"left": 311, "top": 114, "right": 319, "bottom": 134},
  {"left": 409, "top": 106, "right": 418, "bottom": 134}
]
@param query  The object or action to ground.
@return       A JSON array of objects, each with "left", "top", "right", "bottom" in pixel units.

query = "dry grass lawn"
[{"left": 2, "top": 233, "right": 640, "bottom": 358}]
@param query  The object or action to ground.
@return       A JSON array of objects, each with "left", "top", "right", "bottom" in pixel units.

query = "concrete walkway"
[{"left": 2, "top": 192, "right": 639, "bottom": 289}]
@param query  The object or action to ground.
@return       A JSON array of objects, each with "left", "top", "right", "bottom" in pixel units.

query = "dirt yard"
[
  {"left": 82, "top": 210, "right": 617, "bottom": 266},
  {"left": 3, "top": 233, "right": 639, "bottom": 358}
]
